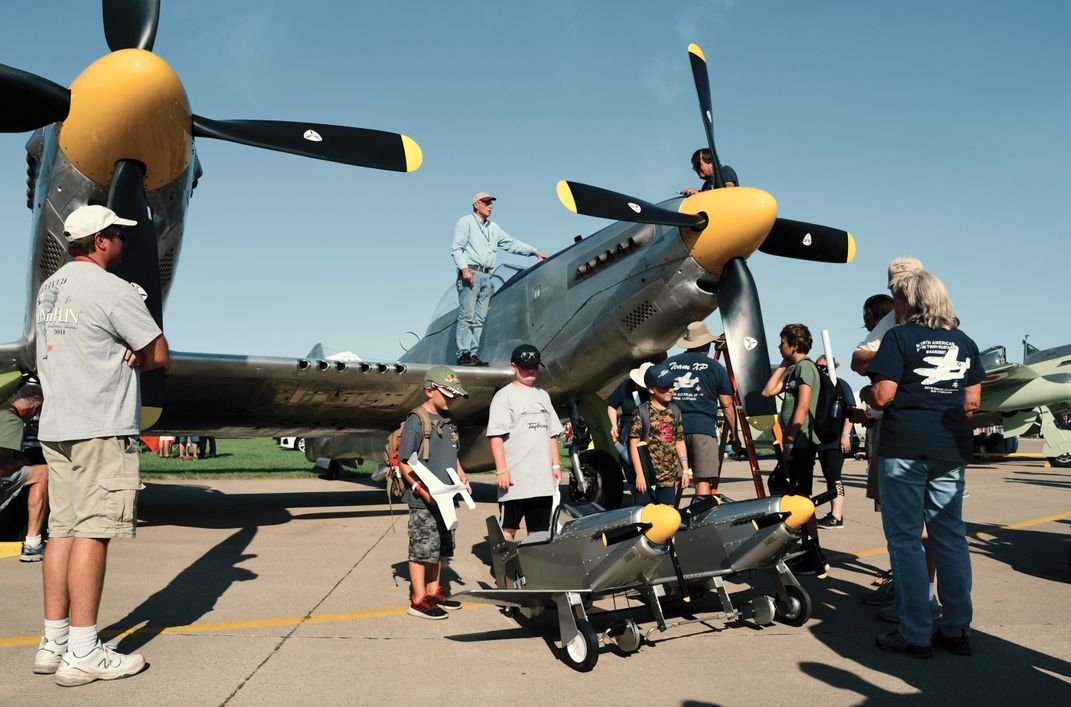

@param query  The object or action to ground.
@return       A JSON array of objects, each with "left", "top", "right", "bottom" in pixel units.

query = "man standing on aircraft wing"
[
  {"left": 398, "top": 366, "right": 470, "bottom": 620},
  {"left": 664, "top": 321, "right": 736, "bottom": 496},
  {"left": 488, "top": 344, "right": 563, "bottom": 540},
  {"left": 451, "top": 193, "right": 546, "bottom": 366},
  {"left": 680, "top": 149, "right": 738, "bottom": 196},
  {"left": 33, "top": 205, "right": 169, "bottom": 687}
]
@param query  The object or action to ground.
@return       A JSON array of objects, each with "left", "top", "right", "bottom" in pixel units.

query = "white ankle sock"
[
  {"left": 69, "top": 625, "right": 98, "bottom": 657},
  {"left": 43, "top": 618, "right": 69, "bottom": 644},
  {"left": 24, "top": 535, "right": 43, "bottom": 547}
]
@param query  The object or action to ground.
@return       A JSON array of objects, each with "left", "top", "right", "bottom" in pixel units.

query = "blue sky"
[{"left": 1, "top": 0, "right": 1069, "bottom": 397}]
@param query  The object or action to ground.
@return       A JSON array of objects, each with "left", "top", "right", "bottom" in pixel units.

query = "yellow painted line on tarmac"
[
  {"left": 0, "top": 603, "right": 493, "bottom": 649},
  {"left": 3, "top": 510, "right": 1068, "bottom": 650},
  {"left": 0, "top": 542, "right": 21, "bottom": 560}
]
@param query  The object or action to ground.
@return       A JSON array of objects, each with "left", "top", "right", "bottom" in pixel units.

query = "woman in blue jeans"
[{"left": 861, "top": 270, "right": 984, "bottom": 658}]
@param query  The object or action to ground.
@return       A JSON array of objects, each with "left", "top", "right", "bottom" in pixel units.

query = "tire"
[
  {"left": 561, "top": 620, "right": 599, "bottom": 672},
  {"left": 570, "top": 449, "right": 624, "bottom": 508},
  {"left": 297, "top": 438, "right": 306, "bottom": 454},
  {"left": 1048, "top": 453, "right": 1071, "bottom": 468},
  {"left": 775, "top": 584, "right": 812, "bottom": 627}
]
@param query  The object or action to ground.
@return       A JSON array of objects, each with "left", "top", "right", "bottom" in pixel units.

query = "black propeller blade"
[
  {"left": 556, "top": 180, "right": 704, "bottom": 229},
  {"left": 598, "top": 522, "right": 653, "bottom": 546},
  {"left": 716, "top": 258, "right": 777, "bottom": 421},
  {"left": 810, "top": 489, "right": 838, "bottom": 508},
  {"left": 0, "top": 64, "right": 71, "bottom": 133},
  {"left": 108, "top": 159, "right": 165, "bottom": 416},
  {"left": 103, "top": 0, "right": 161, "bottom": 52},
  {"left": 687, "top": 43, "right": 725, "bottom": 189},
  {"left": 668, "top": 536, "right": 691, "bottom": 602},
  {"left": 751, "top": 511, "right": 792, "bottom": 530},
  {"left": 192, "top": 116, "right": 423, "bottom": 173},
  {"left": 759, "top": 218, "right": 856, "bottom": 264}
]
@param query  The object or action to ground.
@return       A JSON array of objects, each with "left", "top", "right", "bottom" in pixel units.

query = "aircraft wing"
[
  {"left": 151, "top": 351, "right": 514, "bottom": 436},
  {"left": 981, "top": 362, "right": 1039, "bottom": 397},
  {"left": 453, "top": 588, "right": 591, "bottom": 608}
]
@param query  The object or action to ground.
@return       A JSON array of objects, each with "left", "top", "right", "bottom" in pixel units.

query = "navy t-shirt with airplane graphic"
[
  {"left": 663, "top": 351, "right": 733, "bottom": 437},
  {"left": 869, "top": 322, "right": 984, "bottom": 463}
]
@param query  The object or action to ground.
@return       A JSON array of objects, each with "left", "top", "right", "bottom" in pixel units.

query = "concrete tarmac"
[{"left": 1, "top": 459, "right": 1069, "bottom": 705}]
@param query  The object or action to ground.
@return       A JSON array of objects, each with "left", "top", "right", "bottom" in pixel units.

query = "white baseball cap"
[
  {"left": 472, "top": 192, "right": 496, "bottom": 205},
  {"left": 62, "top": 205, "right": 137, "bottom": 242}
]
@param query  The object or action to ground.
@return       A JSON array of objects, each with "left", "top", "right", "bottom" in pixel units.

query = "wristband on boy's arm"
[
  {"left": 411, "top": 482, "right": 424, "bottom": 494},
  {"left": 494, "top": 468, "right": 509, "bottom": 476}
]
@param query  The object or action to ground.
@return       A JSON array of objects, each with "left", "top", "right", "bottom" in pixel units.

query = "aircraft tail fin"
[{"left": 306, "top": 342, "right": 325, "bottom": 359}]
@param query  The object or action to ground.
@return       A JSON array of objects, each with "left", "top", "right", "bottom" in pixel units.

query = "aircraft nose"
[
  {"left": 778, "top": 494, "right": 816, "bottom": 529},
  {"left": 678, "top": 187, "right": 778, "bottom": 275},
  {"left": 640, "top": 504, "right": 683, "bottom": 544},
  {"left": 61, "top": 48, "right": 192, "bottom": 190}
]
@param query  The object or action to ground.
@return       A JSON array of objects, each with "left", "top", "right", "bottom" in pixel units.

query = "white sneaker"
[
  {"left": 33, "top": 637, "right": 67, "bottom": 674},
  {"left": 54, "top": 642, "right": 145, "bottom": 687}
]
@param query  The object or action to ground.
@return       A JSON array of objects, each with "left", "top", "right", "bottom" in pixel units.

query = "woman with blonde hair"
[{"left": 861, "top": 270, "right": 982, "bottom": 658}]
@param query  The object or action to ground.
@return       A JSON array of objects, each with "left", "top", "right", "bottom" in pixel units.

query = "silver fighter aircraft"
[{"left": 0, "top": 18, "right": 853, "bottom": 503}]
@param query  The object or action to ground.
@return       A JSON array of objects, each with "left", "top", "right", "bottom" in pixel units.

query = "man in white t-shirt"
[
  {"left": 33, "top": 205, "right": 170, "bottom": 687},
  {"left": 487, "top": 344, "right": 563, "bottom": 540}
]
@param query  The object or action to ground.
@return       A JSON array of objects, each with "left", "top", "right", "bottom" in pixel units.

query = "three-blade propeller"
[
  {"left": 2, "top": 1, "right": 423, "bottom": 417},
  {"left": 555, "top": 42, "right": 854, "bottom": 422}
]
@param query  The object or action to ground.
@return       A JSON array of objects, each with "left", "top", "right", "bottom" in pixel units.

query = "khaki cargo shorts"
[
  {"left": 44, "top": 437, "right": 144, "bottom": 539},
  {"left": 685, "top": 433, "right": 721, "bottom": 481}
]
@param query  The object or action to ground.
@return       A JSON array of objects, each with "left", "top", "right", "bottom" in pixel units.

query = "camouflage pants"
[{"left": 408, "top": 507, "right": 455, "bottom": 563}]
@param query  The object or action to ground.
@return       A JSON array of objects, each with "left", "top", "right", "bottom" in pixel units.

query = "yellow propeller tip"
[
  {"left": 401, "top": 135, "right": 423, "bottom": 172},
  {"left": 845, "top": 232, "right": 856, "bottom": 263},
  {"left": 688, "top": 43, "right": 706, "bottom": 61},
  {"left": 556, "top": 180, "right": 577, "bottom": 213},
  {"left": 683, "top": 596, "right": 692, "bottom": 603}
]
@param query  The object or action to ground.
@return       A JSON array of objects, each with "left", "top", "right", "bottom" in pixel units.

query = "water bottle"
[{"left": 830, "top": 399, "right": 842, "bottom": 419}]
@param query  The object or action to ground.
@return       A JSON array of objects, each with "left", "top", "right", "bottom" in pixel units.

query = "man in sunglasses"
[
  {"left": 450, "top": 192, "right": 546, "bottom": 367},
  {"left": 32, "top": 205, "right": 169, "bottom": 686},
  {"left": 680, "top": 149, "right": 738, "bottom": 196},
  {"left": 487, "top": 344, "right": 563, "bottom": 540}
]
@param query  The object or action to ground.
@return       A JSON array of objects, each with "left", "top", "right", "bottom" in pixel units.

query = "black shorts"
[
  {"left": 498, "top": 496, "right": 553, "bottom": 533},
  {"left": 817, "top": 446, "right": 845, "bottom": 488},
  {"left": 787, "top": 443, "right": 816, "bottom": 497}
]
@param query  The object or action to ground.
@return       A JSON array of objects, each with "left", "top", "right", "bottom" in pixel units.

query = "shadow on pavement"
[{"left": 105, "top": 526, "right": 258, "bottom": 653}]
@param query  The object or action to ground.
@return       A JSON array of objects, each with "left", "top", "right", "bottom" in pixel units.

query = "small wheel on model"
[
  {"left": 561, "top": 620, "right": 600, "bottom": 672},
  {"left": 774, "top": 584, "right": 812, "bottom": 627},
  {"left": 609, "top": 619, "right": 642, "bottom": 654}
]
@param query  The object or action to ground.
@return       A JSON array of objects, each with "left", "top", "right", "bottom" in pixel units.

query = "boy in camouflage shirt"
[{"left": 628, "top": 363, "right": 691, "bottom": 505}]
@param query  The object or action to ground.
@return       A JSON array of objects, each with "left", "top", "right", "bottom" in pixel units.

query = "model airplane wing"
[
  {"left": 454, "top": 588, "right": 592, "bottom": 609},
  {"left": 406, "top": 453, "right": 475, "bottom": 531},
  {"left": 152, "top": 351, "right": 513, "bottom": 436}
]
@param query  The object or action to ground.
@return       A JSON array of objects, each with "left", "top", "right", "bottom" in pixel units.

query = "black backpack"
[{"left": 806, "top": 361, "right": 847, "bottom": 444}]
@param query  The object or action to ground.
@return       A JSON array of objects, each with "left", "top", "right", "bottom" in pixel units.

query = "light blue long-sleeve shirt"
[{"left": 451, "top": 213, "right": 538, "bottom": 270}]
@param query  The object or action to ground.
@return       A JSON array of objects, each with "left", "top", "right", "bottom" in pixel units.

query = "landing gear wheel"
[
  {"left": 297, "top": 438, "right": 306, "bottom": 454},
  {"left": 775, "top": 585, "right": 812, "bottom": 627},
  {"left": 569, "top": 463, "right": 602, "bottom": 505},
  {"left": 1048, "top": 453, "right": 1071, "bottom": 468},
  {"left": 562, "top": 620, "right": 600, "bottom": 672},
  {"left": 610, "top": 619, "right": 642, "bottom": 654}
]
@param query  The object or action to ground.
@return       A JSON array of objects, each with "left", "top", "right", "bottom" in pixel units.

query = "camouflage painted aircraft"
[{"left": 977, "top": 339, "right": 1071, "bottom": 467}]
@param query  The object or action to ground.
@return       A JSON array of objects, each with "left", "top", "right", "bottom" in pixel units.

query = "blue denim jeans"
[
  {"left": 878, "top": 457, "right": 972, "bottom": 645},
  {"left": 455, "top": 270, "right": 493, "bottom": 357}
]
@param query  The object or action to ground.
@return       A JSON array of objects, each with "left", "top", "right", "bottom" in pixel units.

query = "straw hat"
[
  {"left": 676, "top": 321, "right": 716, "bottom": 349},
  {"left": 628, "top": 362, "right": 654, "bottom": 388}
]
